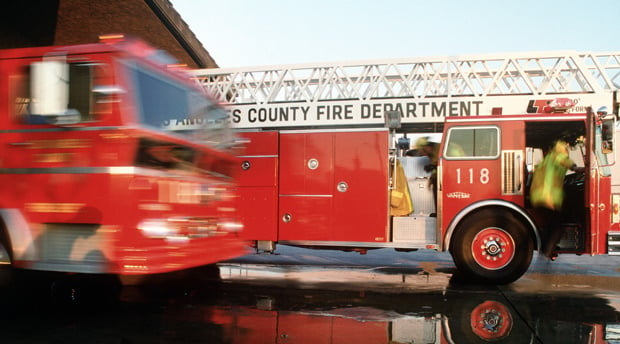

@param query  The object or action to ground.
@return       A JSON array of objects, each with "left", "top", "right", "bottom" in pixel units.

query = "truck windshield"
[{"left": 131, "top": 63, "right": 232, "bottom": 148}]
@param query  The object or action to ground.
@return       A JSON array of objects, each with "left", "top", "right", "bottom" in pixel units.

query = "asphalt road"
[{"left": 223, "top": 245, "right": 620, "bottom": 290}]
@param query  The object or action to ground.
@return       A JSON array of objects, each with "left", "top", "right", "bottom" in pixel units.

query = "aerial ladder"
[{"left": 192, "top": 51, "right": 620, "bottom": 129}]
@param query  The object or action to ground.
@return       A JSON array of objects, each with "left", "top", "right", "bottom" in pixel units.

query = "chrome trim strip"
[
  {"left": 238, "top": 155, "right": 279, "bottom": 158},
  {"left": 0, "top": 167, "right": 107, "bottom": 175},
  {"left": 0, "top": 166, "right": 203, "bottom": 179},
  {"left": 279, "top": 240, "right": 435, "bottom": 250},
  {"left": 0, "top": 126, "right": 125, "bottom": 134},
  {"left": 279, "top": 194, "right": 333, "bottom": 198}
]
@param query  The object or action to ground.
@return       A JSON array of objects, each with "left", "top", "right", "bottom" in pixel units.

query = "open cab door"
[{"left": 587, "top": 106, "right": 616, "bottom": 254}]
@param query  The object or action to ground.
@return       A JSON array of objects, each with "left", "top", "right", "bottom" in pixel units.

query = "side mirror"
[
  {"left": 601, "top": 117, "right": 614, "bottom": 154},
  {"left": 384, "top": 110, "right": 401, "bottom": 129},
  {"left": 29, "top": 60, "right": 79, "bottom": 125},
  {"left": 93, "top": 85, "right": 125, "bottom": 97}
]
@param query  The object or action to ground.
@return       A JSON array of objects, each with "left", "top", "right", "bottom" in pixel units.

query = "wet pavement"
[
  {"left": 1, "top": 247, "right": 620, "bottom": 343},
  {"left": 218, "top": 247, "right": 620, "bottom": 343}
]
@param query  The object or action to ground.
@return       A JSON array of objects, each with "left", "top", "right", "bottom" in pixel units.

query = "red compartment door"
[{"left": 278, "top": 130, "right": 389, "bottom": 243}]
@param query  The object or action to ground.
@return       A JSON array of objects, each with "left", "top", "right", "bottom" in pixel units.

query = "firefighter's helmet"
[{"left": 415, "top": 136, "right": 436, "bottom": 150}]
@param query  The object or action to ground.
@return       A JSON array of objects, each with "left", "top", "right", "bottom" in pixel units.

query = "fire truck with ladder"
[
  {"left": 194, "top": 51, "right": 620, "bottom": 284},
  {"left": 0, "top": 35, "right": 245, "bottom": 280}
]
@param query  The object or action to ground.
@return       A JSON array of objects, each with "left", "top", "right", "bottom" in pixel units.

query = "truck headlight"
[{"left": 138, "top": 219, "right": 179, "bottom": 238}]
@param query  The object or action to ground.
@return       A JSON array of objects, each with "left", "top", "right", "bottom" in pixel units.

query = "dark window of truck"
[
  {"left": 11, "top": 62, "right": 95, "bottom": 123},
  {"left": 133, "top": 65, "right": 190, "bottom": 131},
  {"left": 130, "top": 62, "right": 233, "bottom": 148},
  {"left": 67, "top": 63, "right": 93, "bottom": 121}
]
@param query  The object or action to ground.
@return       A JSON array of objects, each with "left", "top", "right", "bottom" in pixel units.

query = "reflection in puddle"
[
  {"left": 0, "top": 267, "right": 618, "bottom": 343},
  {"left": 207, "top": 282, "right": 620, "bottom": 344},
  {"left": 210, "top": 305, "right": 439, "bottom": 343}
]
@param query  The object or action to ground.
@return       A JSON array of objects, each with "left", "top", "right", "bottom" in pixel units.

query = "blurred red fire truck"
[{"left": 0, "top": 35, "right": 246, "bottom": 278}]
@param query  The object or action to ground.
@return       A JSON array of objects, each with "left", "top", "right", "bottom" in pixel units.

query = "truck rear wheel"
[
  {"left": 451, "top": 209, "right": 533, "bottom": 284},
  {"left": 0, "top": 232, "right": 12, "bottom": 287}
]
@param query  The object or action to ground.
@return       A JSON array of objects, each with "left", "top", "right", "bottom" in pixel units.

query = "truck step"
[{"left": 607, "top": 232, "right": 620, "bottom": 255}]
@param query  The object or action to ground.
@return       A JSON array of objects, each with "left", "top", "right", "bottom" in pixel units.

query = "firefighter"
[
  {"left": 530, "top": 139, "right": 585, "bottom": 260},
  {"left": 415, "top": 137, "right": 439, "bottom": 212},
  {"left": 414, "top": 136, "right": 439, "bottom": 171}
]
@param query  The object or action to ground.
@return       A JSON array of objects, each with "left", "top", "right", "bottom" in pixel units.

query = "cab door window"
[
  {"left": 444, "top": 126, "right": 499, "bottom": 159},
  {"left": 67, "top": 63, "right": 94, "bottom": 121}
]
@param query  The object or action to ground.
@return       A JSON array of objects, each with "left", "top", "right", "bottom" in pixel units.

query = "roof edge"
[{"left": 145, "top": 0, "right": 218, "bottom": 68}]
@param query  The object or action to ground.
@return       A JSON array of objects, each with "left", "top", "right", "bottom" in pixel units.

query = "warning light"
[
  {"left": 99, "top": 34, "right": 125, "bottom": 43},
  {"left": 545, "top": 98, "right": 574, "bottom": 113},
  {"left": 167, "top": 63, "right": 188, "bottom": 71}
]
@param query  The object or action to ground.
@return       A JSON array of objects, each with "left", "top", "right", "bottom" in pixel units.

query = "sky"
[{"left": 170, "top": 0, "right": 619, "bottom": 68}]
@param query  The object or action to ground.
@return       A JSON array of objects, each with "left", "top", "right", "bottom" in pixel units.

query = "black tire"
[
  {"left": 451, "top": 208, "right": 533, "bottom": 284},
  {"left": 0, "top": 230, "right": 13, "bottom": 288}
]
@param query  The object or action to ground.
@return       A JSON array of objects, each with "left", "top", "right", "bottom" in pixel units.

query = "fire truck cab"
[
  {"left": 441, "top": 105, "right": 615, "bottom": 283},
  {"left": 236, "top": 102, "right": 617, "bottom": 284}
]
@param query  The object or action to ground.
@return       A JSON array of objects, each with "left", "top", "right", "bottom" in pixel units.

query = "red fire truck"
[
  {"left": 195, "top": 52, "right": 620, "bottom": 283},
  {"left": 233, "top": 103, "right": 617, "bottom": 283},
  {"left": 0, "top": 35, "right": 245, "bottom": 278}
]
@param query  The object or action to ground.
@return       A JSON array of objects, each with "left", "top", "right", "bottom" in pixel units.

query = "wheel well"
[
  {"left": 0, "top": 221, "right": 13, "bottom": 261},
  {"left": 447, "top": 204, "right": 540, "bottom": 252},
  {"left": 0, "top": 209, "right": 34, "bottom": 263}
]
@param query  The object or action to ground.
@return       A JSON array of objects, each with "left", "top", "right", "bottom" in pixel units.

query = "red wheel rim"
[
  {"left": 470, "top": 300, "right": 513, "bottom": 340},
  {"left": 471, "top": 227, "right": 515, "bottom": 270}
]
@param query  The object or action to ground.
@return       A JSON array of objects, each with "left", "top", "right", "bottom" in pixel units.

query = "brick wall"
[{"left": 0, "top": 0, "right": 216, "bottom": 68}]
